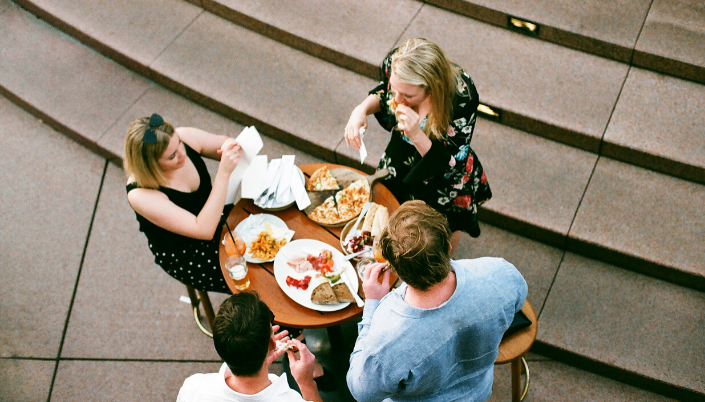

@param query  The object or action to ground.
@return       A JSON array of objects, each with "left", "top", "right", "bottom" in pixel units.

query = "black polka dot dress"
[{"left": 127, "top": 144, "right": 233, "bottom": 294}]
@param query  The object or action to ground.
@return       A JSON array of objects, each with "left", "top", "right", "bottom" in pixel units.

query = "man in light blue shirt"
[{"left": 347, "top": 200, "right": 527, "bottom": 402}]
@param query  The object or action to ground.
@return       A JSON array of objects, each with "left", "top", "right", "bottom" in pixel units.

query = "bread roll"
[
  {"left": 370, "top": 206, "right": 389, "bottom": 239},
  {"left": 361, "top": 203, "right": 379, "bottom": 232}
]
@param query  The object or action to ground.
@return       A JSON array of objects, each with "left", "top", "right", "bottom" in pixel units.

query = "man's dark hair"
[
  {"left": 379, "top": 200, "right": 452, "bottom": 291},
  {"left": 213, "top": 292, "right": 273, "bottom": 376}
]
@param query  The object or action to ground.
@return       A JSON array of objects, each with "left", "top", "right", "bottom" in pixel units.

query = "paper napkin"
[
  {"left": 241, "top": 154, "right": 268, "bottom": 199},
  {"left": 226, "top": 126, "right": 264, "bottom": 204},
  {"left": 276, "top": 155, "right": 295, "bottom": 203},
  {"left": 359, "top": 127, "right": 368, "bottom": 164},
  {"left": 290, "top": 167, "right": 311, "bottom": 210}
]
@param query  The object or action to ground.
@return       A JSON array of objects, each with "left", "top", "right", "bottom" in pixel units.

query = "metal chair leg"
[
  {"left": 511, "top": 356, "right": 531, "bottom": 402},
  {"left": 185, "top": 285, "right": 213, "bottom": 338}
]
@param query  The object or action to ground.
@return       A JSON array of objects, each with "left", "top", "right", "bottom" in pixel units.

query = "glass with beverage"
[
  {"left": 373, "top": 244, "right": 387, "bottom": 263},
  {"left": 226, "top": 254, "right": 250, "bottom": 290},
  {"left": 224, "top": 231, "right": 247, "bottom": 257}
]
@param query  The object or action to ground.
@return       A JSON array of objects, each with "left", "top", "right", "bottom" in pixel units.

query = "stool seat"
[
  {"left": 495, "top": 300, "right": 538, "bottom": 402},
  {"left": 497, "top": 301, "right": 537, "bottom": 364}
]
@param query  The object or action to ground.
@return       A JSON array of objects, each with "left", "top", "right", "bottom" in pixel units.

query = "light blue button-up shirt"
[{"left": 347, "top": 257, "right": 528, "bottom": 402}]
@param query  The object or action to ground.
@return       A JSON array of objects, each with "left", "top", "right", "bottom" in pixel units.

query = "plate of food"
[
  {"left": 305, "top": 166, "right": 388, "bottom": 228},
  {"left": 233, "top": 214, "right": 295, "bottom": 263},
  {"left": 273, "top": 239, "right": 359, "bottom": 312},
  {"left": 340, "top": 202, "right": 390, "bottom": 260}
]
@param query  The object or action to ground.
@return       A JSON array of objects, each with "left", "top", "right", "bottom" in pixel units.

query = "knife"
[
  {"left": 337, "top": 266, "right": 364, "bottom": 307},
  {"left": 256, "top": 159, "right": 282, "bottom": 206},
  {"left": 342, "top": 247, "right": 369, "bottom": 261}
]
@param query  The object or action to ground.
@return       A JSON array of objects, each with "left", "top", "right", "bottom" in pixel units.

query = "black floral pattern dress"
[{"left": 370, "top": 51, "right": 492, "bottom": 237}]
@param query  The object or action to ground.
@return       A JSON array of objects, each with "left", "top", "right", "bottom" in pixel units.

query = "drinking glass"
[
  {"left": 226, "top": 255, "right": 250, "bottom": 290},
  {"left": 356, "top": 257, "right": 376, "bottom": 281}
]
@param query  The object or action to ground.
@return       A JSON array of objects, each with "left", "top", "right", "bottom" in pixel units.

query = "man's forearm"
[{"left": 298, "top": 380, "right": 323, "bottom": 402}]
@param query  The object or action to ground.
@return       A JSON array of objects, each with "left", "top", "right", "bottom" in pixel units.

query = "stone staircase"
[{"left": 1, "top": 0, "right": 702, "bottom": 400}]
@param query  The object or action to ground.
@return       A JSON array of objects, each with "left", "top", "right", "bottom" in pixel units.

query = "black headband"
[{"left": 142, "top": 113, "right": 164, "bottom": 144}]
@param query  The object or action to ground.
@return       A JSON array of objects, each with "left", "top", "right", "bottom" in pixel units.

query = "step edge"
[{"left": 531, "top": 341, "right": 705, "bottom": 401}]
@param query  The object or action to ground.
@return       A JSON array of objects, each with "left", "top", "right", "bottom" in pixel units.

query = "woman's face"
[
  {"left": 389, "top": 72, "right": 430, "bottom": 109},
  {"left": 157, "top": 132, "right": 187, "bottom": 172}
]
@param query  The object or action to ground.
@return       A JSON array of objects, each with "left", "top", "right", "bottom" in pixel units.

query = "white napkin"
[
  {"left": 359, "top": 127, "right": 368, "bottom": 164},
  {"left": 226, "top": 126, "right": 264, "bottom": 204},
  {"left": 241, "top": 155, "right": 268, "bottom": 199},
  {"left": 290, "top": 167, "right": 311, "bottom": 210},
  {"left": 260, "top": 159, "right": 282, "bottom": 200},
  {"left": 276, "top": 155, "right": 295, "bottom": 203}
]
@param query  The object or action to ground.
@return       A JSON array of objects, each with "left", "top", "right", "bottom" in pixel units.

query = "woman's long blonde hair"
[
  {"left": 391, "top": 38, "right": 460, "bottom": 141},
  {"left": 123, "top": 116, "right": 175, "bottom": 189}
]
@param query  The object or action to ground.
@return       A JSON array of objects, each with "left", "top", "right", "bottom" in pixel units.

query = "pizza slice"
[
  {"left": 336, "top": 179, "right": 370, "bottom": 222},
  {"left": 306, "top": 166, "right": 340, "bottom": 191},
  {"left": 308, "top": 195, "right": 341, "bottom": 225}
]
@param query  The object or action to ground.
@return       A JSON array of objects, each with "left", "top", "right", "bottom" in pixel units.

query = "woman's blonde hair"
[
  {"left": 391, "top": 38, "right": 460, "bottom": 141},
  {"left": 123, "top": 116, "right": 175, "bottom": 189}
]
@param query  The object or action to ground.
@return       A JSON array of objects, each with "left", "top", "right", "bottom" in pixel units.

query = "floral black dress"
[{"left": 370, "top": 51, "right": 492, "bottom": 237}]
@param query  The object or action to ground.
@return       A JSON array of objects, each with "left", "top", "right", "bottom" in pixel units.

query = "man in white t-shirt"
[{"left": 176, "top": 292, "right": 323, "bottom": 402}]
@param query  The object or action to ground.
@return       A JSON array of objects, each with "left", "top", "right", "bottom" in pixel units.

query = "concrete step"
[
  {"left": 534, "top": 252, "right": 705, "bottom": 401},
  {"left": 200, "top": 0, "right": 627, "bottom": 153},
  {"left": 13, "top": 0, "right": 705, "bottom": 184},
  {"left": 426, "top": 0, "right": 705, "bottom": 85},
  {"left": 461, "top": 225, "right": 700, "bottom": 401},
  {"left": 2, "top": 1, "right": 703, "bottom": 292}
]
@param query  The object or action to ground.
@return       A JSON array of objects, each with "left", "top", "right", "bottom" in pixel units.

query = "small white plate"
[
  {"left": 273, "top": 239, "right": 358, "bottom": 312},
  {"left": 234, "top": 214, "right": 293, "bottom": 263}
]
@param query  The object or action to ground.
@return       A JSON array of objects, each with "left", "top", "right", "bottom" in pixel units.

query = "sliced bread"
[
  {"left": 311, "top": 282, "right": 339, "bottom": 305},
  {"left": 332, "top": 282, "right": 355, "bottom": 303}
]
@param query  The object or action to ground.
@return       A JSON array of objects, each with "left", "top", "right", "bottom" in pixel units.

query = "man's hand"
[
  {"left": 265, "top": 325, "right": 290, "bottom": 366},
  {"left": 363, "top": 262, "right": 391, "bottom": 300},
  {"left": 286, "top": 339, "right": 317, "bottom": 383}
]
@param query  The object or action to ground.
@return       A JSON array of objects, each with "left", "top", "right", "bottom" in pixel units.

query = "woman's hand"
[
  {"left": 217, "top": 140, "right": 241, "bottom": 174},
  {"left": 395, "top": 104, "right": 423, "bottom": 141},
  {"left": 345, "top": 106, "right": 368, "bottom": 150}
]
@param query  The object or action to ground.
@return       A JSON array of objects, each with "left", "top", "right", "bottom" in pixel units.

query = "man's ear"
[{"left": 268, "top": 335, "right": 276, "bottom": 351}]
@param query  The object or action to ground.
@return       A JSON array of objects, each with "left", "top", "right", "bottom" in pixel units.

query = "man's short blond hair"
[{"left": 379, "top": 200, "right": 452, "bottom": 291}]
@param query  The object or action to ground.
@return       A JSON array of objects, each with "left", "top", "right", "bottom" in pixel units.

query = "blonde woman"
[
  {"left": 124, "top": 113, "right": 241, "bottom": 293},
  {"left": 345, "top": 38, "right": 491, "bottom": 248}
]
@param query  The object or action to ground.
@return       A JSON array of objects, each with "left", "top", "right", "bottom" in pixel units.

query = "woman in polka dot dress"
[{"left": 124, "top": 113, "right": 241, "bottom": 293}]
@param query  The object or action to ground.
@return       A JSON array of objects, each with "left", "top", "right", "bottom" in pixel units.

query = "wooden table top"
[{"left": 219, "top": 163, "right": 400, "bottom": 329}]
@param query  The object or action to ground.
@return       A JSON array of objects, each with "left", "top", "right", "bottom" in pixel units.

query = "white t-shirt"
[{"left": 176, "top": 363, "right": 310, "bottom": 402}]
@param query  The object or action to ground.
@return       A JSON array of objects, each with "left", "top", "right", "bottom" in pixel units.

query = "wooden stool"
[
  {"left": 185, "top": 285, "right": 216, "bottom": 338},
  {"left": 495, "top": 300, "right": 538, "bottom": 402}
]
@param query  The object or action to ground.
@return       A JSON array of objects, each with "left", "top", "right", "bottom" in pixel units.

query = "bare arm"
[
  {"left": 176, "top": 126, "right": 231, "bottom": 160},
  {"left": 287, "top": 339, "right": 324, "bottom": 402},
  {"left": 344, "top": 94, "right": 382, "bottom": 150},
  {"left": 127, "top": 140, "right": 241, "bottom": 240}
]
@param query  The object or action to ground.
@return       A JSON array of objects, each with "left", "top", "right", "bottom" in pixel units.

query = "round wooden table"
[{"left": 219, "top": 163, "right": 400, "bottom": 329}]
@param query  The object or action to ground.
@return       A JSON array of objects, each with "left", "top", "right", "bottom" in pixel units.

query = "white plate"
[
  {"left": 234, "top": 214, "right": 292, "bottom": 263},
  {"left": 273, "top": 239, "right": 359, "bottom": 312}
]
